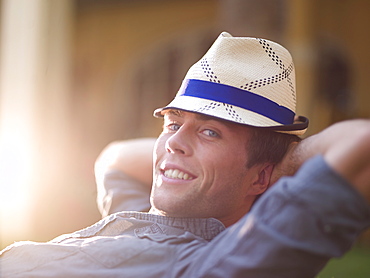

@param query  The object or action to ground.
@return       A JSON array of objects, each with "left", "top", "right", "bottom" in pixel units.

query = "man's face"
[{"left": 150, "top": 110, "right": 263, "bottom": 226}]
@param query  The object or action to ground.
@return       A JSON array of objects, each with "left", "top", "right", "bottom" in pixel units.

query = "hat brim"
[
  {"left": 154, "top": 107, "right": 308, "bottom": 136},
  {"left": 153, "top": 95, "right": 308, "bottom": 135}
]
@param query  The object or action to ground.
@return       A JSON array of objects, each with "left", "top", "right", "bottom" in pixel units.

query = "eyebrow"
[
  {"left": 195, "top": 113, "right": 220, "bottom": 122},
  {"left": 166, "top": 109, "right": 183, "bottom": 117},
  {"left": 165, "top": 109, "right": 238, "bottom": 130},
  {"left": 166, "top": 109, "right": 216, "bottom": 121}
]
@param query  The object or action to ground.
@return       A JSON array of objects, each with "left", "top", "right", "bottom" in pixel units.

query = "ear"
[{"left": 247, "top": 163, "right": 274, "bottom": 195}]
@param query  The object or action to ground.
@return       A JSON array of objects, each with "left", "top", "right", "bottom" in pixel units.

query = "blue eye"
[
  {"left": 165, "top": 123, "right": 181, "bottom": 132},
  {"left": 171, "top": 124, "right": 181, "bottom": 131},
  {"left": 203, "top": 129, "right": 219, "bottom": 137}
]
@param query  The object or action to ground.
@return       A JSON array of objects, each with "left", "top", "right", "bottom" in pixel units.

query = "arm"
[
  {"left": 272, "top": 119, "right": 370, "bottom": 202},
  {"left": 95, "top": 138, "right": 156, "bottom": 186},
  {"left": 95, "top": 138, "right": 156, "bottom": 217}
]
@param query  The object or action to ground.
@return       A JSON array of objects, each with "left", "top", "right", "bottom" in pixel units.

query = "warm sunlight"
[
  {"left": 0, "top": 0, "right": 43, "bottom": 245},
  {"left": 0, "top": 128, "right": 35, "bottom": 245}
]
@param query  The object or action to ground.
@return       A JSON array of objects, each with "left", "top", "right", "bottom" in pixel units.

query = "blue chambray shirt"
[{"left": 1, "top": 156, "right": 369, "bottom": 277}]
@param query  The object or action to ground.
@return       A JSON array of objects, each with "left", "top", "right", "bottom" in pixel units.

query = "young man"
[
  {"left": 96, "top": 116, "right": 302, "bottom": 223},
  {"left": 1, "top": 32, "right": 369, "bottom": 278}
]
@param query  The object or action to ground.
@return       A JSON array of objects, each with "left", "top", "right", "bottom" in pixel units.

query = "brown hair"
[{"left": 246, "top": 128, "right": 301, "bottom": 168}]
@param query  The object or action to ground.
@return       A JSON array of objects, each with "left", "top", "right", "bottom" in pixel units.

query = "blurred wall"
[
  {"left": 287, "top": 0, "right": 370, "bottom": 134},
  {"left": 0, "top": 0, "right": 369, "bottom": 248}
]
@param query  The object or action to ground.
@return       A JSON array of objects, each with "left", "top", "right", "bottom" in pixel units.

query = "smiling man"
[
  {"left": 150, "top": 109, "right": 287, "bottom": 227},
  {"left": 150, "top": 110, "right": 272, "bottom": 225},
  {"left": 1, "top": 32, "right": 369, "bottom": 278}
]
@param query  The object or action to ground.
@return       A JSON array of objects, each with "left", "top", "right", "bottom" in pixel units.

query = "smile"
[{"left": 163, "top": 169, "right": 194, "bottom": 180}]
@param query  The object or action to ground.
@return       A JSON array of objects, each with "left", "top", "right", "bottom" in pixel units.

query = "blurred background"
[{"left": 0, "top": 0, "right": 369, "bottom": 275}]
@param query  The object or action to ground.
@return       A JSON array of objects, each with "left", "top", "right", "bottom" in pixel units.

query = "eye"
[
  {"left": 202, "top": 129, "right": 219, "bottom": 138},
  {"left": 169, "top": 123, "right": 181, "bottom": 131},
  {"left": 164, "top": 122, "right": 181, "bottom": 133}
]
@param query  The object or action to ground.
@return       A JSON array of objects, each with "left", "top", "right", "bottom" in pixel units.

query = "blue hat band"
[{"left": 179, "top": 79, "right": 295, "bottom": 125}]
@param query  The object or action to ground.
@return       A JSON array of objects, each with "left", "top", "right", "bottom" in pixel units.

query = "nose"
[{"left": 165, "top": 127, "right": 193, "bottom": 156}]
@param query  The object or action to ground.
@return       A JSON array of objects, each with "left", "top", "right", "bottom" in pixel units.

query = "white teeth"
[
  {"left": 172, "top": 169, "right": 179, "bottom": 177},
  {"left": 178, "top": 171, "right": 184, "bottom": 179},
  {"left": 164, "top": 169, "right": 192, "bottom": 180}
]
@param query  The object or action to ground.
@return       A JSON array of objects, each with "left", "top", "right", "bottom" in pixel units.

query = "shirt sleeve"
[
  {"left": 185, "top": 155, "right": 370, "bottom": 278},
  {"left": 96, "top": 169, "right": 151, "bottom": 218}
]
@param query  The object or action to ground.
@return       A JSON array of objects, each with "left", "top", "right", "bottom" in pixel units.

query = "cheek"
[
  {"left": 154, "top": 134, "right": 168, "bottom": 161},
  {"left": 212, "top": 149, "right": 251, "bottom": 188},
  {"left": 211, "top": 148, "right": 247, "bottom": 174}
]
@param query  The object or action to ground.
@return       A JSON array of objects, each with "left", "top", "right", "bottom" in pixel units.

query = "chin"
[{"left": 152, "top": 202, "right": 188, "bottom": 218}]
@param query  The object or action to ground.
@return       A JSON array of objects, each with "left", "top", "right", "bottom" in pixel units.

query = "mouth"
[{"left": 162, "top": 169, "right": 195, "bottom": 180}]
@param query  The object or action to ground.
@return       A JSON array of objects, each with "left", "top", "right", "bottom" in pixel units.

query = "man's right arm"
[{"left": 94, "top": 138, "right": 156, "bottom": 217}]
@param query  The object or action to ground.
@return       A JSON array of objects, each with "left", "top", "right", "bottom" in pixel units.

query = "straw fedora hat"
[{"left": 154, "top": 32, "right": 309, "bottom": 135}]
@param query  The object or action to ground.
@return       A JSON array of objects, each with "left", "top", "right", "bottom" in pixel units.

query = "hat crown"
[{"left": 182, "top": 32, "right": 296, "bottom": 112}]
